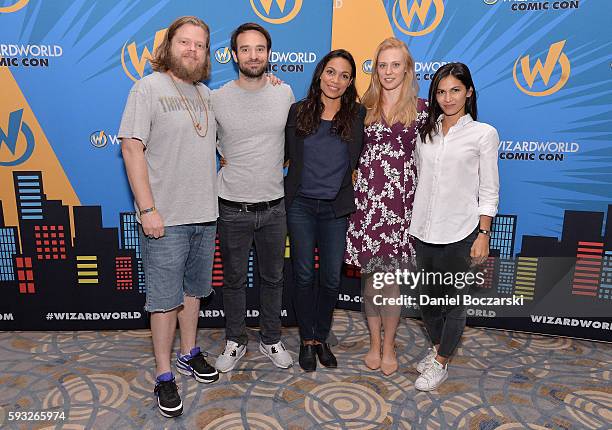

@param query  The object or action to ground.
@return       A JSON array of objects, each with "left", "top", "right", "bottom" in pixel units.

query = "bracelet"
[
  {"left": 478, "top": 228, "right": 490, "bottom": 236},
  {"left": 139, "top": 206, "right": 156, "bottom": 216}
]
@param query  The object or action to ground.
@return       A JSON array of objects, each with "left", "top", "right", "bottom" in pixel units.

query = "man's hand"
[
  {"left": 219, "top": 156, "right": 227, "bottom": 167},
  {"left": 470, "top": 234, "right": 489, "bottom": 266},
  {"left": 267, "top": 73, "right": 284, "bottom": 86},
  {"left": 142, "top": 210, "right": 165, "bottom": 239}
]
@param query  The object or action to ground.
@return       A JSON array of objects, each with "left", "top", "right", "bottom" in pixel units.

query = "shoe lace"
[
  {"left": 420, "top": 368, "right": 436, "bottom": 385},
  {"left": 155, "top": 379, "right": 179, "bottom": 398},
  {"left": 420, "top": 359, "right": 434, "bottom": 372},
  {"left": 419, "top": 350, "right": 435, "bottom": 367},
  {"left": 223, "top": 342, "right": 238, "bottom": 356},
  {"left": 422, "top": 363, "right": 444, "bottom": 382},
  {"left": 182, "top": 349, "right": 208, "bottom": 362},
  {"left": 190, "top": 350, "right": 209, "bottom": 360}
]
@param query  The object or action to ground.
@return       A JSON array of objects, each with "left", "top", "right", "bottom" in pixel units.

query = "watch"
[
  {"left": 478, "top": 228, "right": 490, "bottom": 236},
  {"left": 139, "top": 206, "right": 156, "bottom": 216}
]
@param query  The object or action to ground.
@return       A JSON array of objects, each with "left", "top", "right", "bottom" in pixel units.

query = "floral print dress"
[{"left": 345, "top": 99, "right": 428, "bottom": 273}]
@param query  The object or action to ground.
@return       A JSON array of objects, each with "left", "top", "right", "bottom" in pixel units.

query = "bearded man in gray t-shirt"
[
  {"left": 212, "top": 23, "right": 294, "bottom": 373},
  {"left": 118, "top": 16, "right": 219, "bottom": 419}
]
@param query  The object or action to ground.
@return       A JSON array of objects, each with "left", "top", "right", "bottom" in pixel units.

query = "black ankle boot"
[
  {"left": 315, "top": 343, "right": 337, "bottom": 368},
  {"left": 299, "top": 344, "right": 317, "bottom": 372}
]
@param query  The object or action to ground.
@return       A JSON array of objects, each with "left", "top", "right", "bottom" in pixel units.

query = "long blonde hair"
[{"left": 362, "top": 37, "right": 419, "bottom": 126}]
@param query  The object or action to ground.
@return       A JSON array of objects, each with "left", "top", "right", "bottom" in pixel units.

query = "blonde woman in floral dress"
[{"left": 345, "top": 38, "right": 427, "bottom": 375}]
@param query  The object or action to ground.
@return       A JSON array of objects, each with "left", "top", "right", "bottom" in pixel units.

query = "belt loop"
[{"left": 241, "top": 203, "right": 249, "bottom": 212}]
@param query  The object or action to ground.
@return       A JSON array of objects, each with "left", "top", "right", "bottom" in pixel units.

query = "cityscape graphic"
[{"left": 1, "top": 171, "right": 611, "bottom": 331}]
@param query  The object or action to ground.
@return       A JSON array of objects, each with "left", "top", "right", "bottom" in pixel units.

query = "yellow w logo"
[
  {"left": 250, "top": 0, "right": 303, "bottom": 24},
  {"left": 89, "top": 131, "right": 107, "bottom": 148},
  {"left": 259, "top": 0, "right": 287, "bottom": 13},
  {"left": 215, "top": 47, "right": 232, "bottom": 64},
  {"left": 121, "top": 29, "right": 167, "bottom": 82},
  {"left": 513, "top": 40, "right": 570, "bottom": 97},
  {"left": 392, "top": 0, "right": 444, "bottom": 36}
]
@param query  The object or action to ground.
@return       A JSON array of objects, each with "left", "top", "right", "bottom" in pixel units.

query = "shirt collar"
[{"left": 436, "top": 113, "right": 474, "bottom": 129}]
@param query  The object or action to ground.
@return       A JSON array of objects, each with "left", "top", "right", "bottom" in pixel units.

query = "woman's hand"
[
  {"left": 219, "top": 157, "right": 227, "bottom": 167},
  {"left": 470, "top": 233, "right": 490, "bottom": 266}
]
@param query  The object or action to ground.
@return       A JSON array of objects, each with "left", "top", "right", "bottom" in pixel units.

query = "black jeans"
[
  {"left": 416, "top": 229, "right": 478, "bottom": 358},
  {"left": 287, "top": 196, "right": 348, "bottom": 343},
  {"left": 218, "top": 199, "right": 287, "bottom": 346}
]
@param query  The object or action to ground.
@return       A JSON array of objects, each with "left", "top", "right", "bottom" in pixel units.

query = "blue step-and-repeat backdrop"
[{"left": 1, "top": 0, "right": 610, "bottom": 341}]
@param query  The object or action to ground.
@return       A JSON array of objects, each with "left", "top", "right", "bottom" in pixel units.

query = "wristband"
[
  {"left": 478, "top": 228, "right": 490, "bottom": 236},
  {"left": 139, "top": 206, "right": 156, "bottom": 216}
]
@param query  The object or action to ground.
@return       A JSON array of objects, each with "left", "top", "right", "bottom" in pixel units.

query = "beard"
[
  {"left": 238, "top": 60, "right": 268, "bottom": 78},
  {"left": 169, "top": 52, "right": 204, "bottom": 82}
]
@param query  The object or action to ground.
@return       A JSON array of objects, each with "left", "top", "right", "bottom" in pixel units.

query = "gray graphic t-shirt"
[{"left": 118, "top": 71, "right": 217, "bottom": 225}]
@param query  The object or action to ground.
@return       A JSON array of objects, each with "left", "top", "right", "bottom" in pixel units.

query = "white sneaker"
[
  {"left": 416, "top": 346, "right": 437, "bottom": 373},
  {"left": 259, "top": 340, "right": 293, "bottom": 369},
  {"left": 415, "top": 359, "right": 448, "bottom": 391},
  {"left": 215, "top": 340, "right": 246, "bottom": 373}
]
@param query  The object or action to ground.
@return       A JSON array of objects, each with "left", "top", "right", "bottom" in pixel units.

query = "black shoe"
[
  {"left": 315, "top": 343, "right": 337, "bottom": 368},
  {"left": 176, "top": 347, "right": 219, "bottom": 383},
  {"left": 299, "top": 344, "right": 317, "bottom": 372},
  {"left": 154, "top": 378, "right": 183, "bottom": 418}
]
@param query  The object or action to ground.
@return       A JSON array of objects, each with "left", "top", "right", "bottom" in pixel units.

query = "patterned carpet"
[{"left": 1, "top": 309, "right": 611, "bottom": 430}]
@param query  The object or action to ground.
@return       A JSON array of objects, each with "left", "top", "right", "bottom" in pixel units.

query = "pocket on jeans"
[
  {"left": 271, "top": 202, "right": 286, "bottom": 217},
  {"left": 219, "top": 204, "right": 241, "bottom": 222}
]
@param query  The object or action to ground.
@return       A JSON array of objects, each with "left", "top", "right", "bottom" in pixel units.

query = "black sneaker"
[
  {"left": 154, "top": 376, "right": 183, "bottom": 418},
  {"left": 176, "top": 346, "right": 219, "bottom": 383}
]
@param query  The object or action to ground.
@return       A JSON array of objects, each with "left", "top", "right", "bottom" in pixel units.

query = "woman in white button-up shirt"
[{"left": 409, "top": 63, "right": 499, "bottom": 391}]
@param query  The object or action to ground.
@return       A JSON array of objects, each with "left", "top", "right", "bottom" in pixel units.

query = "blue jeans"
[
  {"left": 140, "top": 222, "right": 216, "bottom": 312},
  {"left": 218, "top": 199, "right": 287, "bottom": 346},
  {"left": 287, "top": 196, "right": 348, "bottom": 343}
]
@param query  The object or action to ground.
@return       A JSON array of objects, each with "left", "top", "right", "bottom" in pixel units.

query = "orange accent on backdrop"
[
  {"left": 331, "top": 0, "right": 394, "bottom": 95},
  {"left": 0, "top": 66, "right": 80, "bottom": 242}
]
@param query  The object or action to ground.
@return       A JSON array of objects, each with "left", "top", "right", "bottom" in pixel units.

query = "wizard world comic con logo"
[
  {"left": 215, "top": 47, "right": 233, "bottom": 64},
  {"left": 513, "top": 40, "right": 570, "bottom": 96},
  {"left": 392, "top": 0, "right": 445, "bottom": 36},
  {"left": 0, "top": 0, "right": 29, "bottom": 13},
  {"left": 250, "top": 0, "right": 303, "bottom": 24},
  {"left": 121, "top": 29, "right": 167, "bottom": 82},
  {"left": 0, "top": 109, "right": 35, "bottom": 166}
]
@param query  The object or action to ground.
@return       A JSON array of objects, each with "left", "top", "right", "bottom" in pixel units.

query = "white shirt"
[{"left": 409, "top": 114, "right": 499, "bottom": 244}]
